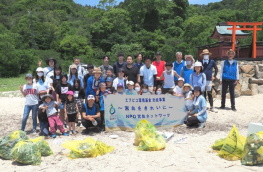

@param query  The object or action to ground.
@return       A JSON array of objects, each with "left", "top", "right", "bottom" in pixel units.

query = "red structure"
[{"left": 227, "top": 22, "right": 263, "bottom": 58}]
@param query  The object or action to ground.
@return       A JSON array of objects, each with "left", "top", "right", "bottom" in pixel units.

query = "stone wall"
[{"left": 213, "top": 60, "right": 263, "bottom": 98}]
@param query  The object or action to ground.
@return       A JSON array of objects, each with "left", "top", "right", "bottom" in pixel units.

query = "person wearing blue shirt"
[
  {"left": 185, "top": 86, "right": 207, "bottom": 128},
  {"left": 86, "top": 67, "right": 105, "bottom": 97},
  {"left": 190, "top": 61, "right": 206, "bottom": 92},
  {"left": 81, "top": 95, "right": 101, "bottom": 132},
  {"left": 125, "top": 81, "right": 138, "bottom": 95},
  {"left": 134, "top": 53, "right": 144, "bottom": 70},
  {"left": 220, "top": 49, "right": 239, "bottom": 112},
  {"left": 180, "top": 55, "right": 195, "bottom": 84},
  {"left": 200, "top": 49, "right": 218, "bottom": 113},
  {"left": 173, "top": 52, "right": 185, "bottom": 85}
]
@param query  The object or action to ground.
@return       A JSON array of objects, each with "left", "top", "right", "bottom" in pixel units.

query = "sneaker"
[
  {"left": 80, "top": 123, "right": 83, "bottom": 128},
  {"left": 51, "top": 134, "right": 56, "bottom": 138},
  {"left": 220, "top": 106, "right": 225, "bottom": 109},
  {"left": 69, "top": 130, "right": 73, "bottom": 135},
  {"left": 62, "top": 132, "right": 69, "bottom": 136},
  {"left": 32, "top": 129, "right": 37, "bottom": 135},
  {"left": 198, "top": 122, "right": 206, "bottom": 128},
  {"left": 92, "top": 120, "right": 98, "bottom": 126},
  {"left": 232, "top": 107, "right": 237, "bottom": 112},
  {"left": 94, "top": 127, "right": 102, "bottom": 133},
  {"left": 210, "top": 107, "right": 218, "bottom": 113}
]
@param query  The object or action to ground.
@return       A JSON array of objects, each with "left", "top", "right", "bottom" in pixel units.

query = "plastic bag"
[
  {"left": 62, "top": 138, "right": 114, "bottom": 159},
  {"left": 212, "top": 125, "right": 246, "bottom": 160},
  {"left": 134, "top": 120, "right": 166, "bottom": 151},
  {"left": 0, "top": 130, "right": 28, "bottom": 159},
  {"left": 11, "top": 140, "right": 41, "bottom": 165},
  {"left": 30, "top": 137, "right": 53, "bottom": 156},
  {"left": 241, "top": 132, "right": 263, "bottom": 166}
]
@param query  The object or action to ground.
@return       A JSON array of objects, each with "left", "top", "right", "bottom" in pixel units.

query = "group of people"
[{"left": 19, "top": 48, "right": 239, "bottom": 136}]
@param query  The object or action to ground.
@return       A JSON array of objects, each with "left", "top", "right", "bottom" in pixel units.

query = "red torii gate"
[{"left": 227, "top": 22, "right": 263, "bottom": 58}]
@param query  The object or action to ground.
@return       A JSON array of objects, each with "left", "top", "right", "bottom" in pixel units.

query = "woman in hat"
[
  {"left": 200, "top": 49, "right": 218, "bottom": 113},
  {"left": 68, "top": 64, "right": 84, "bottom": 88},
  {"left": 86, "top": 67, "right": 105, "bottom": 97},
  {"left": 190, "top": 61, "right": 206, "bottom": 92},
  {"left": 220, "top": 49, "right": 239, "bottom": 111},
  {"left": 19, "top": 73, "right": 39, "bottom": 134},
  {"left": 185, "top": 86, "right": 207, "bottom": 128},
  {"left": 180, "top": 55, "right": 195, "bottom": 84}
]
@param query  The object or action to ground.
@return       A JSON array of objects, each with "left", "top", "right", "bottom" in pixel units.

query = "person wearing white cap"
[
  {"left": 81, "top": 95, "right": 101, "bottom": 132},
  {"left": 125, "top": 81, "right": 138, "bottom": 95},
  {"left": 173, "top": 77, "right": 185, "bottom": 97},
  {"left": 35, "top": 67, "right": 51, "bottom": 94},
  {"left": 190, "top": 61, "right": 206, "bottom": 92}
]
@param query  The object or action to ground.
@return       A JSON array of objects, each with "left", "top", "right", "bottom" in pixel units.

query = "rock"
[
  {"left": 255, "top": 65, "right": 263, "bottom": 79},
  {"left": 240, "top": 65, "right": 254, "bottom": 74},
  {"left": 235, "top": 82, "right": 241, "bottom": 97},
  {"left": 249, "top": 78, "right": 263, "bottom": 85},
  {"left": 248, "top": 69, "right": 255, "bottom": 76},
  {"left": 258, "top": 85, "right": 263, "bottom": 94},
  {"left": 241, "top": 89, "right": 252, "bottom": 96},
  {"left": 249, "top": 84, "right": 258, "bottom": 95},
  {"left": 242, "top": 73, "right": 254, "bottom": 78},
  {"left": 241, "top": 77, "right": 249, "bottom": 91}
]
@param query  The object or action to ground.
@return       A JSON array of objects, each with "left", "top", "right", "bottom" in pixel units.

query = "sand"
[{"left": 0, "top": 94, "right": 263, "bottom": 172}]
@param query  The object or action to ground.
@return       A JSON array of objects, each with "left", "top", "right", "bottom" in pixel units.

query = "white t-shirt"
[
  {"left": 34, "top": 79, "right": 49, "bottom": 93},
  {"left": 140, "top": 65, "right": 157, "bottom": 86},
  {"left": 23, "top": 84, "right": 39, "bottom": 105},
  {"left": 163, "top": 71, "right": 175, "bottom": 88},
  {"left": 173, "top": 86, "right": 183, "bottom": 96},
  {"left": 112, "top": 77, "right": 126, "bottom": 90},
  {"left": 185, "top": 91, "right": 193, "bottom": 106}
]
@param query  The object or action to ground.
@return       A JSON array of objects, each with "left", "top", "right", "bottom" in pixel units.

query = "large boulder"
[
  {"left": 258, "top": 85, "right": 263, "bottom": 94},
  {"left": 241, "top": 65, "right": 254, "bottom": 74},
  {"left": 255, "top": 64, "right": 263, "bottom": 79},
  {"left": 249, "top": 78, "right": 263, "bottom": 85}
]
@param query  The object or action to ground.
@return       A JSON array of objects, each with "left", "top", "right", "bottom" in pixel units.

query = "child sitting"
[
  {"left": 183, "top": 83, "right": 194, "bottom": 111},
  {"left": 65, "top": 91, "right": 79, "bottom": 134},
  {"left": 141, "top": 84, "right": 151, "bottom": 95},
  {"left": 173, "top": 78, "right": 184, "bottom": 97},
  {"left": 39, "top": 94, "right": 69, "bottom": 138}
]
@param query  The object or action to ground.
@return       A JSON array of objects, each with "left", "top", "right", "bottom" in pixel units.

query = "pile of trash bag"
[
  {"left": 62, "top": 137, "right": 114, "bottom": 159},
  {"left": 134, "top": 119, "right": 166, "bottom": 151},
  {"left": 211, "top": 125, "right": 246, "bottom": 160},
  {"left": 241, "top": 132, "right": 263, "bottom": 166},
  {"left": 0, "top": 130, "right": 28, "bottom": 159},
  {"left": 11, "top": 140, "right": 41, "bottom": 165},
  {"left": 30, "top": 137, "right": 53, "bottom": 156}
]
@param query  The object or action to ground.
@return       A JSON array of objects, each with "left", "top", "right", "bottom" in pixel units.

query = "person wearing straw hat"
[
  {"left": 68, "top": 58, "right": 86, "bottom": 78},
  {"left": 220, "top": 49, "right": 239, "bottom": 112},
  {"left": 86, "top": 67, "right": 105, "bottom": 97},
  {"left": 180, "top": 55, "right": 195, "bottom": 84},
  {"left": 200, "top": 49, "right": 218, "bottom": 113},
  {"left": 190, "top": 61, "right": 206, "bottom": 92},
  {"left": 183, "top": 83, "right": 194, "bottom": 112},
  {"left": 173, "top": 52, "right": 185, "bottom": 85}
]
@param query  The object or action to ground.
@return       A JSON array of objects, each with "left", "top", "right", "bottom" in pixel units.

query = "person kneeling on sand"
[
  {"left": 81, "top": 95, "right": 101, "bottom": 132},
  {"left": 185, "top": 86, "right": 207, "bottom": 128},
  {"left": 39, "top": 94, "right": 69, "bottom": 138}
]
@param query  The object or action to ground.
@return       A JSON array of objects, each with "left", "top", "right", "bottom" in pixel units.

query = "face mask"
[
  {"left": 56, "top": 76, "right": 60, "bottom": 79},
  {"left": 203, "top": 55, "right": 209, "bottom": 60},
  {"left": 186, "top": 61, "right": 192, "bottom": 65},
  {"left": 156, "top": 91, "right": 161, "bottom": 95},
  {"left": 135, "top": 87, "right": 141, "bottom": 92},
  {"left": 27, "top": 80, "right": 32, "bottom": 84},
  {"left": 142, "top": 89, "right": 148, "bottom": 93},
  {"left": 37, "top": 73, "right": 43, "bottom": 77}
]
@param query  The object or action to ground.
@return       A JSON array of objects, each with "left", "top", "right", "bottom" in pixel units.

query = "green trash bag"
[
  {"left": 30, "top": 137, "right": 53, "bottom": 157},
  {"left": 11, "top": 140, "right": 41, "bottom": 165},
  {"left": 134, "top": 120, "right": 166, "bottom": 151},
  {"left": 0, "top": 130, "right": 28, "bottom": 159},
  {"left": 241, "top": 132, "right": 263, "bottom": 166}
]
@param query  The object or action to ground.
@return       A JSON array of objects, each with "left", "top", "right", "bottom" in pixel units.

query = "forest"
[{"left": 0, "top": 0, "right": 263, "bottom": 77}]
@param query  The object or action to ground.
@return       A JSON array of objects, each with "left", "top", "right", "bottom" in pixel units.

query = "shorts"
[
  {"left": 205, "top": 81, "right": 213, "bottom": 91},
  {"left": 59, "top": 102, "right": 65, "bottom": 110},
  {"left": 67, "top": 113, "right": 77, "bottom": 122}
]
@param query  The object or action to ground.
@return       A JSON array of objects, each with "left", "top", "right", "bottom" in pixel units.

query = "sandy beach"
[{"left": 0, "top": 94, "right": 263, "bottom": 172}]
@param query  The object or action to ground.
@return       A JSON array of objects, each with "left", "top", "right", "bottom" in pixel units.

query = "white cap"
[
  {"left": 178, "top": 77, "right": 185, "bottom": 82},
  {"left": 36, "top": 67, "right": 44, "bottom": 72},
  {"left": 87, "top": 95, "right": 95, "bottom": 100},
  {"left": 127, "top": 80, "right": 134, "bottom": 85},
  {"left": 194, "top": 61, "right": 203, "bottom": 67}
]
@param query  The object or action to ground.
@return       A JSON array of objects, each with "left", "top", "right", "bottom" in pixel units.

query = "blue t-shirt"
[
  {"left": 180, "top": 66, "right": 194, "bottom": 84},
  {"left": 98, "top": 91, "right": 109, "bottom": 111},
  {"left": 82, "top": 103, "right": 99, "bottom": 116},
  {"left": 173, "top": 60, "right": 185, "bottom": 81}
]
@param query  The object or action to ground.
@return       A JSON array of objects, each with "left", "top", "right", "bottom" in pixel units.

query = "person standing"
[
  {"left": 220, "top": 49, "right": 239, "bottom": 111},
  {"left": 190, "top": 61, "right": 206, "bottom": 92},
  {"left": 113, "top": 53, "right": 126, "bottom": 76},
  {"left": 86, "top": 67, "right": 105, "bottom": 97},
  {"left": 180, "top": 55, "right": 195, "bottom": 84},
  {"left": 140, "top": 57, "right": 157, "bottom": 93},
  {"left": 83, "top": 65, "right": 94, "bottom": 90},
  {"left": 19, "top": 74, "right": 39, "bottom": 134},
  {"left": 112, "top": 69, "right": 126, "bottom": 90},
  {"left": 134, "top": 53, "right": 144, "bottom": 70},
  {"left": 38, "top": 58, "right": 57, "bottom": 85},
  {"left": 173, "top": 52, "right": 185, "bottom": 85},
  {"left": 123, "top": 56, "right": 140, "bottom": 84},
  {"left": 68, "top": 64, "right": 84, "bottom": 88},
  {"left": 152, "top": 52, "right": 165, "bottom": 88},
  {"left": 68, "top": 58, "right": 86, "bottom": 78},
  {"left": 100, "top": 56, "right": 113, "bottom": 78}
]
